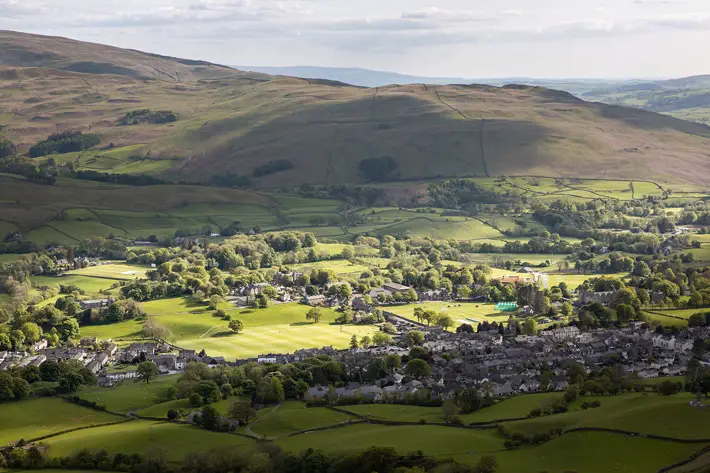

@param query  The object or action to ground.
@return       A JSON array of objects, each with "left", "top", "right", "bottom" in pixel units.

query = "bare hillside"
[
  {"left": 0, "top": 30, "right": 256, "bottom": 81},
  {"left": 1, "top": 31, "right": 710, "bottom": 186}
]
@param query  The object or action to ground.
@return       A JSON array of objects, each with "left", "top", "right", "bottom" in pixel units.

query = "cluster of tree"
[
  {"left": 0, "top": 306, "right": 79, "bottom": 351},
  {"left": 29, "top": 131, "right": 101, "bottom": 158},
  {"left": 298, "top": 183, "right": 390, "bottom": 207},
  {"left": 1, "top": 444, "right": 499, "bottom": 473},
  {"left": 428, "top": 179, "right": 513, "bottom": 208},
  {"left": 441, "top": 387, "right": 494, "bottom": 425},
  {"left": 574, "top": 252, "right": 635, "bottom": 274},
  {"left": 0, "top": 155, "right": 57, "bottom": 184},
  {"left": 0, "top": 359, "right": 96, "bottom": 404},
  {"left": 252, "top": 159, "right": 294, "bottom": 177},
  {"left": 172, "top": 359, "right": 348, "bottom": 408},
  {"left": 119, "top": 109, "right": 178, "bottom": 125},
  {"left": 412, "top": 307, "right": 454, "bottom": 330},
  {"left": 73, "top": 170, "right": 166, "bottom": 186},
  {"left": 208, "top": 172, "right": 252, "bottom": 188},
  {"left": 0, "top": 139, "right": 16, "bottom": 159},
  {"left": 78, "top": 299, "right": 144, "bottom": 325}
]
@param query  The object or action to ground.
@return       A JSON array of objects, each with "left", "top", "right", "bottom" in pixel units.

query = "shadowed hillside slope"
[
  {"left": 0, "top": 30, "right": 254, "bottom": 81},
  {"left": 1, "top": 31, "right": 710, "bottom": 186}
]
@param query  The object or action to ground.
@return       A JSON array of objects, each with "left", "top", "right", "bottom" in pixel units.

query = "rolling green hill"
[
  {"left": 584, "top": 75, "right": 710, "bottom": 125},
  {"left": 2, "top": 31, "right": 710, "bottom": 188}
]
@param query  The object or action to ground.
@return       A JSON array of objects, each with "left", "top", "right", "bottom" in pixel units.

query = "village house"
[
  {"left": 302, "top": 294, "right": 326, "bottom": 306},
  {"left": 79, "top": 298, "right": 113, "bottom": 310}
]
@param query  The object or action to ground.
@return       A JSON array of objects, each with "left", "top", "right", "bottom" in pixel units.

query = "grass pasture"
[
  {"left": 138, "top": 298, "right": 379, "bottom": 360},
  {"left": 275, "top": 424, "right": 504, "bottom": 465},
  {"left": 250, "top": 402, "right": 357, "bottom": 438},
  {"left": 494, "top": 431, "right": 698, "bottom": 473},
  {"left": 32, "top": 275, "right": 117, "bottom": 295},
  {"left": 0, "top": 397, "right": 121, "bottom": 446},
  {"left": 67, "top": 263, "right": 147, "bottom": 280},
  {"left": 386, "top": 302, "right": 509, "bottom": 329},
  {"left": 43, "top": 420, "right": 254, "bottom": 462},
  {"left": 77, "top": 374, "right": 181, "bottom": 413},
  {"left": 502, "top": 393, "right": 709, "bottom": 440},
  {"left": 343, "top": 392, "right": 561, "bottom": 424}
]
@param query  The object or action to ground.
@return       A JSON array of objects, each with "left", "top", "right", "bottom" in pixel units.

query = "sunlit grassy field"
[
  {"left": 140, "top": 298, "right": 379, "bottom": 360},
  {"left": 386, "top": 302, "right": 511, "bottom": 329},
  {"left": 0, "top": 397, "right": 122, "bottom": 446}
]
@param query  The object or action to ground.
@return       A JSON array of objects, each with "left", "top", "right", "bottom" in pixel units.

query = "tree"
[
  {"left": 306, "top": 308, "right": 322, "bottom": 324},
  {"left": 189, "top": 393, "right": 203, "bottom": 407},
  {"left": 20, "top": 322, "right": 42, "bottom": 345},
  {"left": 561, "top": 302, "right": 573, "bottom": 318},
  {"left": 437, "top": 315, "right": 454, "bottom": 331},
  {"left": 474, "top": 455, "right": 498, "bottom": 473},
  {"left": 442, "top": 399, "right": 458, "bottom": 424},
  {"left": 40, "top": 360, "right": 61, "bottom": 381},
  {"left": 404, "top": 359, "right": 431, "bottom": 379},
  {"left": 230, "top": 400, "right": 256, "bottom": 424},
  {"left": 349, "top": 335, "right": 359, "bottom": 349},
  {"left": 360, "top": 335, "right": 371, "bottom": 348},
  {"left": 522, "top": 318, "right": 537, "bottom": 335},
  {"left": 143, "top": 317, "right": 169, "bottom": 340},
  {"left": 59, "top": 318, "right": 80, "bottom": 341},
  {"left": 208, "top": 295, "right": 223, "bottom": 310},
  {"left": 199, "top": 405, "right": 221, "bottom": 431},
  {"left": 372, "top": 332, "right": 392, "bottom": 346},
  {"left": 657, "top": 380, "right": 682, "bottom": 396},
  {"left": 137, "top": 361, "right": 158, "bottom": 384},
  {"left": 455, "top": 388, "right": 484, "bottom": 414},
  {"left": 58, "top": 372, "right": 84, "bottom": 393},
  {"left": 406, "top": 330, "right": 425, "bottom": 347},
  {"left": 228, "top": 319, "right": 244, "bottom": 334},
  {"left": 385, "top": 354, "right": 401, "bottom": 372},
  {"left": 9, "top": 330, "right": 24, "bottom": 350}
]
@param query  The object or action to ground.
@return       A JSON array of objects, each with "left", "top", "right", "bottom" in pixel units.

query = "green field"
[
  {"left": 79, "top": 318, "right": 145, "bottom": 342},
  {"left": 275, "top": 424, "right": 504, "bottom": 465},
  {"left": 386, "top": 302, "right": 510, "bottom": 329},
  {"left": 32, "top": 275, "right": 117, "bottom": 295},
  {"left": 503, "top": 393, "right": 709, "bottom": 440},
  {"left": 78, "top": 374, "right": 181, "bottom": 413},
  {"left": 141, "top": 298, "right": 379, "bottom": 360},
  {"left": 494, "top": 431, "right": 699, "bottom": 473},
  {"left": 0, "top": 398, "right": 122, "bottom": 446},
  {"left": 43, "top": 420, "right": 254, "bottom": 462},
  {"left": 67, "top": 263, "right": 147, "bottom": 280},
  {"left": 343, "top": 392, "right": 561, "bottom": 424},
  {"left": 642, "top": 310, "right": 690, "bottom": 328},
  {"left": 545, "top": 271, "right": 630, "bottom": 290},
  {"left": 250, "top": 401, "right": 357, "bottom": 438}
]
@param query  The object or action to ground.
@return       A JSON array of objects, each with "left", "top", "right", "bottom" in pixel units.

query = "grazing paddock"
[
  {"left": 0, "top": 398, "right": 121, "bottom": 446},
  {"left": 276, "top": 424, "right": 504, "bottom": 465},
  {"left": 250, "top": 401, "right": 357, "bottom": 437},
  {"left": 135, "top": 298, "right": 379, "bottom": 360},
  {"left": 43, "top": 420, "right": 254, "bottom": 461},
  {"left": 67, "top": 263, "right": 147, "bottom": 280},
  {"left": 386, "top": 302, "right": 509, "bottom": 330},
  {"left": 495, "top": 431, "right": 698, "bottom": 473},
  {"left": 77, "top": 374, "right": 181, "bottom": 413}
]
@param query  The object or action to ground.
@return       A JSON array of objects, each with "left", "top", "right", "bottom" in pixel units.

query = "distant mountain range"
[
  {"left": 234, "top": 65, "right": 630, "bottom": 95},
  {"left": 236, "top": 65, "right": 710, "bottom": 124}
]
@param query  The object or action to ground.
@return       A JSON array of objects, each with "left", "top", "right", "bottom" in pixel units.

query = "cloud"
[
  {"left": 632, "top": 0, "right": 686, "bottom": 5},
  {"left": 0, "top": 0, "right": 45, "bottom": 17}
]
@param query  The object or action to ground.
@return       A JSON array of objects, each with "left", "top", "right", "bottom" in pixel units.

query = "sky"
[{"left": 1, "top": 0, "right": 709, "bottom": 78}]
